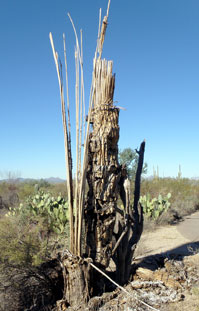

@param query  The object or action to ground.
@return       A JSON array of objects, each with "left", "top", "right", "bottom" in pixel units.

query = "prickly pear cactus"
[
  {"left": 140, "top": 193, "right": 171, "bottom": 219},
  {"left": 7, "top": 191, "right": 69, "bottom": 234}
]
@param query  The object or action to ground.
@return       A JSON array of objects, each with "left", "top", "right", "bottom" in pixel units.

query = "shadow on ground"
[{"left": 134, "top": 241, "right": 199, "bottom": 271}]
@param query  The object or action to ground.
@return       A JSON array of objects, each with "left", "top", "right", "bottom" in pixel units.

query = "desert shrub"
[
  {"left": 0, "top": 191, "right": 68, "bottom": 311},
  {"left": 0, "top": 181, "right": 19, "bottom": 211},
  {"left": 17, "top": 182, "right": 36, "bottom": 201},
  {"left": 0, "top": 253, "right": 63, "bottom": 311},
  {"left": 0, "top": 180, "right": 69, "bottom": 210},
  {"left": 0, "top": 216, "right": 48, "bottom": 268},
  {"left": 17, "top": 181, "right": 68, "bottom": 203},
  {"left": 1, "top": 191, "right": 69, "bottom": 270},
  {"left": 170, "top": 193, "right": 199, "bottom": 218},
  {"left": 48, "top": 182, "right": 68, "bottom": 198},
  {"left": 141, "top": 177, "right": 199, "bottom": 202}
]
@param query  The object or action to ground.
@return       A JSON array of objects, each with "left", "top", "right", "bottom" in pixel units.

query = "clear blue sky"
[{"left": 0, "top": 0, "right": 199, "bottom": 179}]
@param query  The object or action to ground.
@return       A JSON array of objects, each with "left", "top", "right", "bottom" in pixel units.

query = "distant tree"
[{"left": 119, "top": 148, "right": 148, "bottom": 179}]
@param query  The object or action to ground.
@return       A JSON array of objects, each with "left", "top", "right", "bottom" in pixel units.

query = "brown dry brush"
[{"left": 0, "top": 259, "right": 63, "bottom": 311}]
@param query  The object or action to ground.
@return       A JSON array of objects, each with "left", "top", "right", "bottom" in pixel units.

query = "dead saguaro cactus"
[
  {"left": 85, "top": 80, "right": 145, "bottom": 283},
  {"left": 56, "top": 251, "right": 92, "bottom": 310},
  {"left": 112, "top": 141, "right": 145, "bottom": 285},
  {"left": 85, "top": 59, "right": 120, "bottom": 269},
  {"left": 50, "top": 0, "right": 146, "bottom": 308}
]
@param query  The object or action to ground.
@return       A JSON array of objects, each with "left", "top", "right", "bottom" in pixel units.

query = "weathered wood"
[
  {"left": 51, "top": 3, "right": 146, "bottom": 306},
  {"left": 83, "top": 55, "right": 146, "bottom": 288},
  {"left": 85, "top": 59, "right": 120, "bottom": 271},
  {"left": 112, "top": 141, "right": 145, "bottom": 285},
  {"left": 56, "top": 251, "right": 92, "bottom": 309},
  {"left": 135, "top": 265, "right": 186, "bottom": 290}
]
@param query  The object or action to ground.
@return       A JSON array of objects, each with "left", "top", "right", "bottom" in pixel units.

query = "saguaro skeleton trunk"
[
  {"left": 50, "top": 1, "right": 145, "bottom": 308},
  {"left": 85, "top": 59, "right": 120, "bottom": 269},
  {"left": 85, "top": 57, "right": 145, "bottom": 286}
]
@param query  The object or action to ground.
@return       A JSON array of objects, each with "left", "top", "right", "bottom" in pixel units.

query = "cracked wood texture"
[
  {"left": 85, "top": 59, "right": 145, "bottom": 287},
  {"left": 55, "top": 59, "right": 145, "bottom": 309},
  {"left": 85, "top": 59, "right": 120, "bottom": 271},
  {"left": 55, "top": 252, "right": 92, "bottom": 310}
]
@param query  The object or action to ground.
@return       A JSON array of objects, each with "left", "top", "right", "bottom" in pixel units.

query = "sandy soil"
[
  {"left": 132, "top": 212, "right": 199, "bottom": 311},
  {"left": 134, "top": 211, "right": 199, "bottom": 259}
]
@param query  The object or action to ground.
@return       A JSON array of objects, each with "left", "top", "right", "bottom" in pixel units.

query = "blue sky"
[{"left": 0, "top": 0, "right": 199, "bottom": 179}]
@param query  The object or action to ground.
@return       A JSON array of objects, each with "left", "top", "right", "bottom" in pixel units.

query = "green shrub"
[
  {"left": 1, "top": 191, "right": 69, "bottom": 269},
  {"left": 0, "top": 216, "right": 48, "bottom": 267},
  {"left": 17, "top": 182, "right": 35, "bottom": 201},
  {"left": 48, "top": 182, "right": 68, "bottom": 198},
  {"left": 140, "top": 193, "right": 171, "bottom": 220}
]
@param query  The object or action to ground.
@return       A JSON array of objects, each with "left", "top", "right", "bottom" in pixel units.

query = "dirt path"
[
  {"left": 135, "top": 211, "right": 199, "bottom": 258},
  {"left": 177, "top": 211, "right": 199, "bottom": 241}
]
